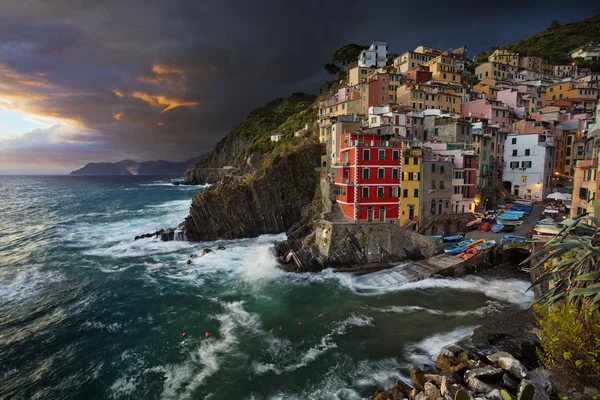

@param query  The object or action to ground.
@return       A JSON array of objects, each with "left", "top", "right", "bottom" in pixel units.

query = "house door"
[
  {"left": 367, "top": 206, "right": 374, "bottom": 222},
  {"left": 408, "top": 206, "right": 415, "bottom": 219},
  {"left": 438, "top": 202, "right": 443, "bottom": 214},
  {"left": 379, "top": 206, "right": 385, "bottom": 222},
  {"left": 424, "top": 130, "right": 428, "bottom": 141}
]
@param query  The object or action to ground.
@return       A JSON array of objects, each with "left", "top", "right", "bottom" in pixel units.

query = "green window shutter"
[{"left": 403, "top": 189, "right": 408, "bottom": 198}]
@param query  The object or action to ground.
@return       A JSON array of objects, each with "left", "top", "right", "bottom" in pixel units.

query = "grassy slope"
[
  {"left": 508, "top": 14, "right": 600, "bottom": 62},
  {"left": 195, "top": 92, "right": 317, "bottom": 168}
]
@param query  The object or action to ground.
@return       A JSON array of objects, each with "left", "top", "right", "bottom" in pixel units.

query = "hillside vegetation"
[
  {"left": 193, "top": 92, "right": 317, "bottom": 169},
  {"left": 509, "top": 14, "right": 600, "bottom": 62}
]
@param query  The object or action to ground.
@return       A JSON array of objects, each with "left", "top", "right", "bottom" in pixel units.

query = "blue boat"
[
  {"left": 444, "top": 239, "right": 475, "bottom": 253},
  {"left": 446, "top": 246, "right": 469, "bottom": 255},
  {"left": 537, "top": 220, "right": 557, "bottom": 226},
  {"left": 442, "top": 235, "right": 464, "bottom": 243},
  {"left": 503, "top": 234, "right": 526, "bottom": 241},
  {"left": 428, "top": 235, "right": 443, "bottom": 239},
  {"left": 491, "top": 223, "right": 504, "bottom": 233}
]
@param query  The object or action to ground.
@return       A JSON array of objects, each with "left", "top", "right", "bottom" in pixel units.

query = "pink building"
[
  {"left": 360, "top": 72, "right": 402, "bottom": 114},
  {"left": 461, "top": 98, "right": 510, "bottom": 130},
  {"left": 497, "top": 89, "right": 527, "bottom": 117}
]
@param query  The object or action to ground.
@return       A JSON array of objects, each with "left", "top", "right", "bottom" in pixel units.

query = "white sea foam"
[
  {"left": 353, "top": 274, "right": 534, "bottom": 307},
  {"left": 374, "top": 300, "right": 508, "bottom": 317},
  {"left": 253, "top": 313, "right": 374, "bottom": 376},
  {"left": 404, "top": 325, "right": 477, "bottom": 367},
  {"left": 0, "top": 265, "right": 64, "bottom": 310}
]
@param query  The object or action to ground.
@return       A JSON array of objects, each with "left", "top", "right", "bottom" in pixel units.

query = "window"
[
  {"left": 362, "top": 187, "right": 369, "bottom": 198},
  {"left": 414, "top": 189, "right": 419, "bottom": 197},
  {"left": 511, "top": 138, "right": 517, "bottom": 144},
  {"left": 440, "top": 181, "right": 445, "bottom": 189},
  {"left": 522, "top": 161, "right": 532, "bottom": 168},
  {"left": 378, "top": 150, "right": 385, "bottom": 160},
  {"left": 567, "top": 136, "right": 573, "bottom": 145},
  {"left": 382, "top": 85, "right": 386, "bottom": 91},
  {"left": 392, "top": 168, "right": 399, "bottom": 179},
  {"left": 377, "top": 187, "right": 384, "bottom": 198},
  {"left": 566, "top": 147, "right": 571, "bottom": 157},
  {"left": 408, "top": 172, "right": 414, "bottom": 181},
  {"left": 512, "top": 150, "right": 517, "bottom": 156},
  {"left": 363, "top": 149, "right": 370, "bottom": 160},
  {"left": 417, "top": 172, "right": 421, "bottom": 180},
  {"left": 434, "top": 128, "right": 439, "bottom": 136},
  {"left": 358, "top": 134, "right": 364, "bottom": 142},
  {"left": 440, "top": 165, "right": 445, "bottom": 173},
  {"left": 363, "top": 168, "right": 370, "bottom": 179},
  {"left": 431, "top": 180, "right": 436, "bottom": 189},
  {"left": 431, "top": 163, "right": 436, "bottom": 173},
  {"left": 391, "top": 150, "right": 399, "bottom": 160},
  {"left": 378, "top": 168, "right": 384, "bottom": 179},
  {"left": 404, "top": 156, "right": 409, "bottom": 165},
  {"left": 510, "top": 162, "right": 519, "bottom": 168},
  {"left": 403, "top": 189, "right": 409, "bottom": 198},
  {"left": 413, "top": 157, "right": 418, "bottom": 165}
]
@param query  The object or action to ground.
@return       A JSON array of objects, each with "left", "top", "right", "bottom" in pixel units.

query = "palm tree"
[{"left": 526, "top": 213, "right": 600, "bottom": 309}]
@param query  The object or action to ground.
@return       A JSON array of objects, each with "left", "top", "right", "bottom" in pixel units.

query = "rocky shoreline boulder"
[{"left": 171, "top": 143, "right": 324, "bottom": 242}]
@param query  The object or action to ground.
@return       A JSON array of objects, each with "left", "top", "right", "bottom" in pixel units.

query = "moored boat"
[
  {"left": 491, "top": 223, "right": 504, "bottom": 233},
  {"left": 444, "top": 239, "right": 475, "bottom": 253},
  {"left": 475, "top": 240, "right": 496, "bottom": 251},
  {"left": 456, "top": 247, "right": 478, "bottom": 260},
  {"left": 442, "top": 235, "right": 464, "bottom": 243}
]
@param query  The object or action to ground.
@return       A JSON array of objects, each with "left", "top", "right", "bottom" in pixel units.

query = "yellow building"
[
  {"left": 475, "top": 62, "right": 518, "bottom": 82},
  {"left": 414, "top": 45, "right": 449, "bottom": 57},
  {"left": 570, "top": 159, "right": 596, "bottom": 217},
  {"left": 396, "top": 83, "right": 463, "bottom": 113},
  {"left": 473, "top": 78, "right": 501, "bottom": 99},
  {"left": 545, "top": 81, "right": 599, "bottom": 102},
  {"left": 348, "top": 66, "right": 376, "bottom": 86},
  {"left": 424, "top": 55, "right": 462, "bottom": 84},
  {"left": 400, "top": 141, "right": 422, "bottom": 230},
  {"left": 488, "top": 49, "right": 520, "bottom": 67},
  {"left": 393, "top": 50, "right": 433, "bottom": 73}
]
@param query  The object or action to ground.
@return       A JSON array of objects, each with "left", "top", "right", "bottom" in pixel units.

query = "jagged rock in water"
[{"left": 181, "top": 144, "right": 323, "bottom": 242}]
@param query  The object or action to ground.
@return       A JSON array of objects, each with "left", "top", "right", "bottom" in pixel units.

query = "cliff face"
[
  {"left": 183, "top": 93, "right": 317, "bottom": 184},
  {"left": 181, "top": 144, "right": 324, "bottom": 241}
]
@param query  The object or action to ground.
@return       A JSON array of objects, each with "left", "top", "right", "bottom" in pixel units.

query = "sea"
[{"left": 0, "top": 175, "right": 534, "bottom": 399}]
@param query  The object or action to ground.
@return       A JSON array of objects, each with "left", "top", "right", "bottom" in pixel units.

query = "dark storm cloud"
[{"left": 0, "top": 0, "right": 596, "bottom": 172}]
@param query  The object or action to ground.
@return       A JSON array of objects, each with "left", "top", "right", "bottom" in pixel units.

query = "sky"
[{"left": 0, "top": 1, "right": 597, "bottom": 174}]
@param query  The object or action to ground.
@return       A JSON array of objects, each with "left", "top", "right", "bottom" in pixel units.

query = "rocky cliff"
[
  {"left": 183, "top": 93, "right": 317, "bottom": 184},
  {"left": 178, "top": 144, "right": 324, "bottom": 241}
]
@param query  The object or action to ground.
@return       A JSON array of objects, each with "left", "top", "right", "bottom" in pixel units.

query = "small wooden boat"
[
  {"left": 444, "top": 239, "right": 475, "bottom": 253},
  {"left": 466, "top": 218, "right": 482, "bottom": 230},
  {"left": 479, "top": 221, "right": 492, "bottom": 231},
  {"left": 467, "top": 239, "right": 485, "bottom": 247},
  {"left": 456, "top": 247, "right": 478, "bottom": 260},
  {"left": 442, "top": 235, "right": 464, "bottom": 243},
  {"left": 503, "top": 234, "right": 525, "bottom": 241},
  {"left": 502, "top": 224, "right": 515, "bottom": 232},
  {"left": 491, "top": 223, "right": 504, "bottom": 233},
  {"left": 473, "top": 212, "right": 485, "bottom": 219},
  {"left": 475, "top": 240, "right": 496, "bottom": 251}
]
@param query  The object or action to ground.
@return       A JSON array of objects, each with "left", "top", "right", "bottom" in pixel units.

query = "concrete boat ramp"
[{"left": 352, "top": 249, "right": 493, "bottom": 289}]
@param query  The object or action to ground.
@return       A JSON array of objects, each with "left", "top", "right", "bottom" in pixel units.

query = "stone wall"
[
  {"left": 315, "top": 221, "right": 444, "bottom": 266},
  {"left": 418, "top": 212, "right": 476, "bottom": 236}
]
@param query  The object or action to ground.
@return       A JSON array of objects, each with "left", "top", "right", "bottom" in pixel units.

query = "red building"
[
  {"left": 406, "top": 65, "right": 432, "bottom": 84},
  {"left": 333, "top": 127, "right": 403, "bottom": 222},
  {"left": 360, "top": 72, "right": 402, "bottom": 114}
]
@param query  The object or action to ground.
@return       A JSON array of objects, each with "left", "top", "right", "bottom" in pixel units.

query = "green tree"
[
  {"left": 549, "top": 19, "right": 561, "bottom": 29},
  {"left": 331, "top": 43, "right": 368, "bottom": 67},
  {"left": 324, "top": 63, "right": 341, "bottom": 75}
]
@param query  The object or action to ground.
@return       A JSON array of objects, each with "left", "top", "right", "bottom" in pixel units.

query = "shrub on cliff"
[{"left": 536, "top": 303, "right": 600, "bottom": 389}]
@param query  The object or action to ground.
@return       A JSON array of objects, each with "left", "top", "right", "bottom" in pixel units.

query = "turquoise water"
[{"left": 0, "top": 176, "right": 533, "bottom": 399}]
